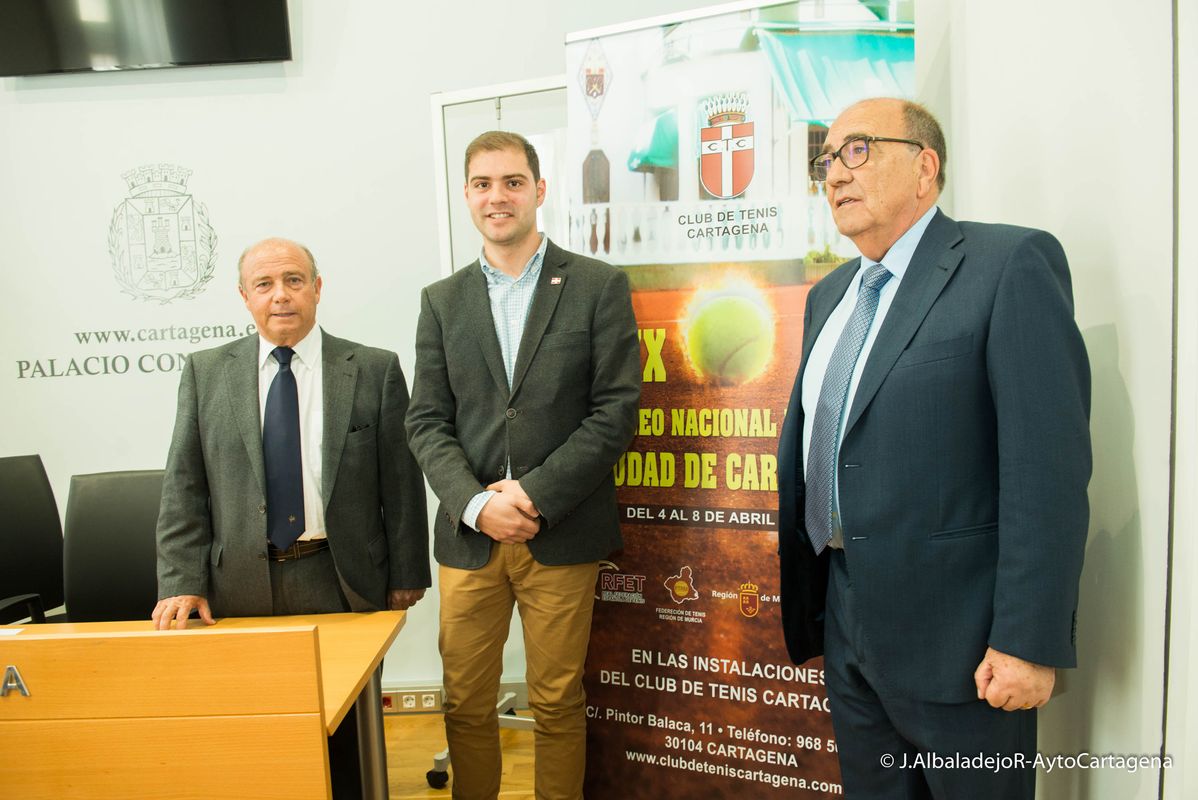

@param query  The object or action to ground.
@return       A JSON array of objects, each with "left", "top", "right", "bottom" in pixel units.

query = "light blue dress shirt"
[
  {"left": 800, "top": 206, "right": 939, "bottom": 544},
  {"left": 461, "top": 235, "right": 549, "bottom": 531}
]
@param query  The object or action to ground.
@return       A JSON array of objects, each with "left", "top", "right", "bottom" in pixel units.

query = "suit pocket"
[
  {"left": 929, "top": 522, "right": 997, "bottom": 541},
  {"left": 345, "top": 424, "right": 377, "bottom": 447},
  {"left": 894, "top": 334, "right": 973, "bottom": 368},
  {"left": 539, "top": 330, "right": 589, "bottom": 351}
]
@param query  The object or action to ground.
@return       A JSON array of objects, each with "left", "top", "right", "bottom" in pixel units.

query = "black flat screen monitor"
[{"left": 0, "top": 0, "right": 292, "bottom": 77}]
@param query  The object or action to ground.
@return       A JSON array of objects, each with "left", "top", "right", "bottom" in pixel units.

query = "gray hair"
[{"left": 901, "top": 101, "right": 947, "bottom": 191}]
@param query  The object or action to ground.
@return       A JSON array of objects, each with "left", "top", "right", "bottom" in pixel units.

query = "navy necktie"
[
  {"left": 805, "top": 263, "right": 892, "bottom": 554},
  {"left": 263, "top": 346, "right": 305, "bottom": 550}
]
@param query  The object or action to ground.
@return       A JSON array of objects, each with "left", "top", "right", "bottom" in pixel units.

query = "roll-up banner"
[{"left": 568, "top": 2, "right": 913, "bottom": 796}]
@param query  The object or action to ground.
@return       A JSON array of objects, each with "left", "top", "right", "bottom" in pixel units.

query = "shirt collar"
[
  {"left": 258, "top": 327, "right": 321, "bottom": 370},
  {"left": 859, "top": 205, "right": 940, "bottom": 282},
  {"left": 479, "top": 234, "right": 548, "bottom": 283}
]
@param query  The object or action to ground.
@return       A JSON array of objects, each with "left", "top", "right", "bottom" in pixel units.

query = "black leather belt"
[{"left": 267, "top": 539, "right": 330, "bottom": 562}]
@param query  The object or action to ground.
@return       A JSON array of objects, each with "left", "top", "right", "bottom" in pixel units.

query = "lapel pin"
[{"left": 551, "top": 276, "right": 563, "bottom": 285}]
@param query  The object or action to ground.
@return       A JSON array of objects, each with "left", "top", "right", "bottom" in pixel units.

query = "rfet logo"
[
  {"left": 699, "top": 93, "right": 754, "bottom": 199},
  {"left": 595, "top": 560, "right": 647, "bottom": 605}
]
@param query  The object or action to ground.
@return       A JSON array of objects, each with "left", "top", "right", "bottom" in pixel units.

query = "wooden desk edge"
[
  {"left": 322, "top": 612, "right": 406, "bottom": 734},
  {"left": 1, "top": 611, "right": 407, "bottom": 736}
]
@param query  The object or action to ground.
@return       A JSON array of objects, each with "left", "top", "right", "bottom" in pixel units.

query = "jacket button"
[
  {"left": 257, "top": 552, "right": 267, "bottom": 560},
  {"left": 497, "top": 467, "right": 505, "bottom": 477},
  {"left": 258, "top": 503, "right": 266, "bottom": 514},
  {"left": 505, "top": 408, "right": 517, "bottom": 419}
]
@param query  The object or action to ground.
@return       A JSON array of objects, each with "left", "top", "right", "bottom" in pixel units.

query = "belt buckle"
[{"left": 271, "top": 541, "right": 297, "bottom": 562}]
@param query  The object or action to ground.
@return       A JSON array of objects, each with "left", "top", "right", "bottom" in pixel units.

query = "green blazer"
[
  {"left": 405, "top": 240, "right": 641, "bottom": 569},
  {"left": 156, "top": 330, "right": 430, "bottom": 616}
]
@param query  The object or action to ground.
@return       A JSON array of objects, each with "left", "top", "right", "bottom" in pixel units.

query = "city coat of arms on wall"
[{"left": 108, "top": 164, "right": 217, "bottom": 303}]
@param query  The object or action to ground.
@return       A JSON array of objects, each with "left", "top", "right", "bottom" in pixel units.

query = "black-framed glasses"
[{"left": 810, "top": 136, "right": 925, "bottom": 181}]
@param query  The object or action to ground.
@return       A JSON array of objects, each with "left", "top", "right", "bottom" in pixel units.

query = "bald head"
[
  {"left": 835, "top": 98, "right": 946, "bottom": 192},
  {"left": 237, "top": 238, "right": 319, "bottom": 289}
]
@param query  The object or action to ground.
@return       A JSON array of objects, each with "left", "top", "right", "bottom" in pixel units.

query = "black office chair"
[
  {"left": 63, "top": 469, "right": 163, "bottom": 622},
  {"left": 0, "top": 454, "right": 65, "bottom": 624}
]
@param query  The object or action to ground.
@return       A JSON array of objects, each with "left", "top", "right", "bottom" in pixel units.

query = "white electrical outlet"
[{"left": 381, "top": 686, "right": 452, "bottom": 713}]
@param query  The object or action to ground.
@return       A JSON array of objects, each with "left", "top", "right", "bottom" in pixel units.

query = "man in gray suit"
[
  {"left": 777, "top": 99, "right": 1090, "bottom": 799},
  {"left": 406, "top": 131, "right": 640, "bottom": 799},
  {"left": 153, "top": 237, "right": 429, "bottom": 628}
]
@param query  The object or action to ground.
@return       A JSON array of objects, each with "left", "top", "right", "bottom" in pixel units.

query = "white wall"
[{"left": 922, "top": 1, "right": 1178, "bottom": 798}]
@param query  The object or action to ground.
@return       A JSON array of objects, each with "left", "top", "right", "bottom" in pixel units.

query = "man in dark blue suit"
[{"left": 777, "top": 98, "right": 1091, "bottom": 798}]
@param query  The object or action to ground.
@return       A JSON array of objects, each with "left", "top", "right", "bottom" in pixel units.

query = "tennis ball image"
[{"left": 684, "top": 292, "right": 775, "bottom": 384}]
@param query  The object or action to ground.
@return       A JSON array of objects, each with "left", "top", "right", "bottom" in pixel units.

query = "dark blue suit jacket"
[{"left": 777, "top": 210, "right": 1091, "bottom": 703}]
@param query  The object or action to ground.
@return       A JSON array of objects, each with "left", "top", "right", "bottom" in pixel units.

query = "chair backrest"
[
  {"left": 0, "top": 455, "right": 64, "bottom": 622},
  {"left": 63, "top": 469, "right": 164, "bottom": 622}
]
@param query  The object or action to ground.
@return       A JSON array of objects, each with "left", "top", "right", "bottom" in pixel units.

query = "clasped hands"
[
  {"left": 476, "top": 478, "right": 541, "bottom": 543},
  {"left": 974, "top": 646, "right": 1056, "bottom": 711}
]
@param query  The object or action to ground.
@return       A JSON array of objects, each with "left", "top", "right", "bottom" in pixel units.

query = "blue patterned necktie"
[
  {"left": 263, "top": 346, "right": 305, "bottom": 550},
  {"left": 805, "top": 263, "right": 892, "bottom": 554}
]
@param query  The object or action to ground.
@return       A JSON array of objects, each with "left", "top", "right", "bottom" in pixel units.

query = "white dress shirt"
[
  {"left": 801, "top": 206, "right": 939, "bottom": 543},
  {"left": 257, "top": 329, "right": 326, "bottom": 541}
]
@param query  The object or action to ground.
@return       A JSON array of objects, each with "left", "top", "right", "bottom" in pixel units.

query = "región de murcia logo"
[{"left": 108, "top": 164, "right": 217, "bottom": 303}]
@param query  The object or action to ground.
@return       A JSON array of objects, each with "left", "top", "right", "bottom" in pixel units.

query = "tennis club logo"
[
  {"left": 699, "top": 93, "right": 754, "bottom": 199},
  {"left": 108, "top": 164, "right": 217, "bottom": 303}
]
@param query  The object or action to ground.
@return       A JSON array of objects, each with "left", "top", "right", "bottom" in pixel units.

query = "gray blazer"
[
  {"left": 777, "top": 211, "right": 1092, "bottom": 703},
  {"left": 405, "top": 240, "right": 641, "bottom": 569},
  {"left": 156, "top": 330, "right": 430, "bottom": 616}
]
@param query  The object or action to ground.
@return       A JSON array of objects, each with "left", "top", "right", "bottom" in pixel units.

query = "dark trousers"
[
  {"left": 270, "top": 548, "right": 364, "bottom": 800},
  {"left": 824, "top": 549, "right": 1036, "bottom": 799}
]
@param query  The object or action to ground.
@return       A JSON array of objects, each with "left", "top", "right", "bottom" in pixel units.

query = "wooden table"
[{"left": 0, "top": 611, "right": 404, "bottom": 799}]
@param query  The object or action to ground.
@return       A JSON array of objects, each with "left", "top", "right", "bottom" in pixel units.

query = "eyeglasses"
[{"left": 810, "top": 136, "right": 925, "bottom": 181}]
